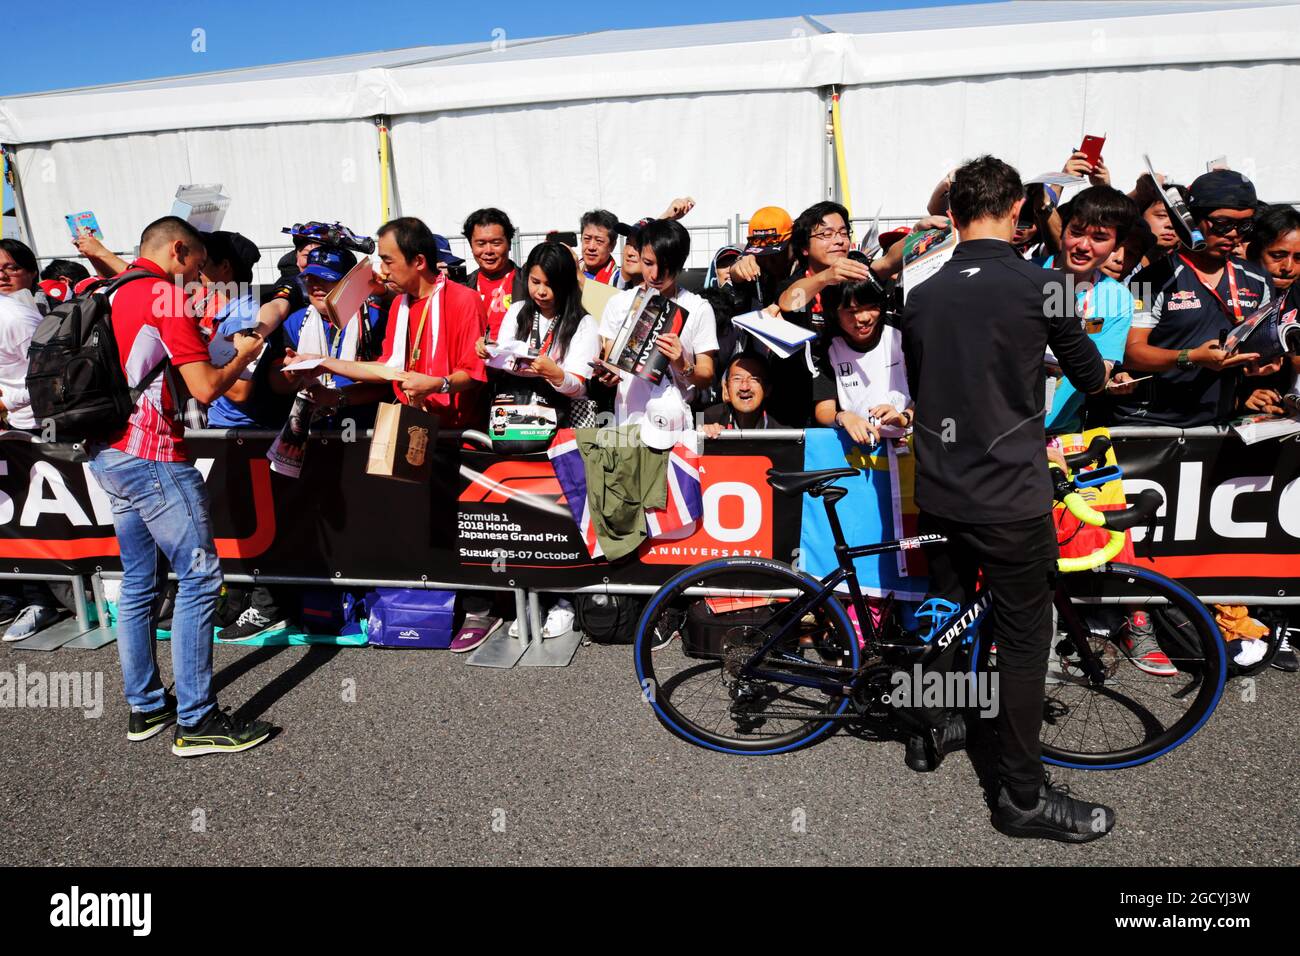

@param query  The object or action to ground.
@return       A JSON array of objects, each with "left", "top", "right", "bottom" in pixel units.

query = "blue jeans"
[{"left": 88, "top": 448, "right": 223, "bottom": 727}]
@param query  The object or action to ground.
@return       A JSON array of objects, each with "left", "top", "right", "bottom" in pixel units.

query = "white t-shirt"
[
  {"left": 821, "top": 328, "right": 911, "bottom": 438},
  {"left": 0, "top": 290, "right": 44, "bottom": 430},
  {"left": 598, "top": 285, "right": 719, "bottom": 423},
  {"left": 496, "top": 301, "right": 600, "bottom": 388}
]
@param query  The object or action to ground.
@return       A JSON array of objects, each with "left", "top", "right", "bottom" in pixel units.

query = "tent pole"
[
  {"left": 830, "top": 87, "right": 853, "bottom": 221},
  {"left": 4, "top": 145, "right": 38, "bottom": 255},
  {"left": 376, "top": 116, "right": 392, "bottom": 224},
  {"left": 821, "top": 88, "right": 835, "bottom": 205}
]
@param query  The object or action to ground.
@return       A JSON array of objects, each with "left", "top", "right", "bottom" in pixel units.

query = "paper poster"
[
  {"left": 901, "top": 227, "right": 957, "bottom": 303},
  {"left": 65, "top": 211, "right": 102, "bottom": 240}
]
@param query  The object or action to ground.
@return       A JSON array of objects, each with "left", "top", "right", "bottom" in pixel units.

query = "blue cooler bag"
[{"left": 366, "top": 589, "right": 456, "bottom": 648}]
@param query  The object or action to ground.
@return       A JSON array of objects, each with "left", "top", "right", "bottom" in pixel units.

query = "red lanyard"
[
  {"left": 530, "top": 313, "right": 557, "bottom": 355},
  {"left": 1179, "top": 254, "right": 1243, "bottom": 324}
]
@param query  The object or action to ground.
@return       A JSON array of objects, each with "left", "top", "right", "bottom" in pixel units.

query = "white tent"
[{"left": 2, "top": 0, "right": 1296, "bottom": 272}]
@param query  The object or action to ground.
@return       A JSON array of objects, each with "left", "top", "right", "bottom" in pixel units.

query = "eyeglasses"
[
  {"left": 810, "top": 229, "right": 850, "bottom": 242},
  {"left": 0, "top": 264, "right": 32, "bottom": 276},
  {"left": 1202, "top": 216, "right": 1254, "bottom": 238},
  {"left": 728, "top": 373, "right": 765, "bottom": 387}
]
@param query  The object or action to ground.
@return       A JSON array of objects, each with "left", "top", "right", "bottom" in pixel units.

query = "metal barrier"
[{"left": 2, "top": 424, "right": 1294, "bottom": 673}]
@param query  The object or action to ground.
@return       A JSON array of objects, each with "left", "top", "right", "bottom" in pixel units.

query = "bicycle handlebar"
[{"left": 1050, "top": 436, "right": 1163, "bottom": 573}]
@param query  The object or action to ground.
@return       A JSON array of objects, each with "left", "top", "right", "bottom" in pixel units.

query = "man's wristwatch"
[
  {"left": 437, "top": 377, "right": 452, "bottom": 394},
  {"left": 680, "top": 361, "right": 695, "bottom": 379},
  {"left": 1176, "top": 348, "right": 1193, "bottom": 370}
]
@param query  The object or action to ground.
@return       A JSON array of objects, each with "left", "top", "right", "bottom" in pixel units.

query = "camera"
[{"left": 282, "top": 221, "right": 376, "bottom": 255}]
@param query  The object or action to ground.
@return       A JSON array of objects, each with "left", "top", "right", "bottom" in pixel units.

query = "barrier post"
[
  {"left": 63, "top": 572, "right": 118, "bottom": 650},
  {"left": 518, "top": 588, "right": 582, "bottom": 667},
  {"left": 466, "top": 587, "right": 531, "bottom": 669}
]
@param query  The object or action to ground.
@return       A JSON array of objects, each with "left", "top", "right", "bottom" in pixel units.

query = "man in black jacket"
[{"left": 902, "top": 155, "right": 1114, "bottom": 843}]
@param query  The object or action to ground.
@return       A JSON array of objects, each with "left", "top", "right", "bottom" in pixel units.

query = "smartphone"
[
  {"left": 1078, "top": 134, "right": 1106, "bottom": 167},
  {"left": 549, "top": 231, "right": 578, "bottom": 247}
]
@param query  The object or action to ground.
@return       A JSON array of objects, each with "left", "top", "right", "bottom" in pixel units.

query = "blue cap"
[
  {"left": 432, "top": 234, "right": 464, "bottom": 267},
  {"left": 301, "top": 245, "right": 357, "bottom": 282}
]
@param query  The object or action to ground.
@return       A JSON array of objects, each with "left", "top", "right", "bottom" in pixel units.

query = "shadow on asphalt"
[{"left": 213, "top": 644, "right": 342, "bottom": 721}]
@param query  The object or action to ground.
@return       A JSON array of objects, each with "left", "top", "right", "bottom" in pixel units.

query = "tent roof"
[{"left": 2, "top": 0, "right": 1296, "bottom": 143}]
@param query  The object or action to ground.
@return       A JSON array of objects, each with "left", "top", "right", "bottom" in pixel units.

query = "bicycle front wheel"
[
  {"left": 969, "top": 562, "right": 1227, "bottom": 770},
  {"left": 634, "top": 557, "right": 860, "bottom": 755}
]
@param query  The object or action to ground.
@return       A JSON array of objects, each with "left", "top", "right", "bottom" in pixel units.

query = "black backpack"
[
  {"left": 25, "top": 270, "right": 168, "bottom": 446},
  {"left": 574, "top": 593, "right": 646, "bottom": 645}
]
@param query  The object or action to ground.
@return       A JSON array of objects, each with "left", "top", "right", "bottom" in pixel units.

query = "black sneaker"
[
  {"left": 217, "top": 608, "right": 289, "bottom": 643},
  {"left": 1271, "top": 627, "right": 1298, "bottom": 673},
  {"left": 172, "top": 708, "right": 273, "bottom": 758},
  {"left": 904, "top": 711, "right": 966, "bottom": 772},
  {"left": 127, "top": 693, "right": 177, "bottom": 742},
  {"left": 992, "top": 777, "right": 1115, "bottom": 844}
]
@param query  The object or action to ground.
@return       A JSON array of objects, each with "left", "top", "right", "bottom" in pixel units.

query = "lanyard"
[
  {"left": 408, "top": 278, "right": 446, "bottom": 365},
  {"left": 530, "top": 312, "right": 557, "bottom": 355},
  {"left": 590, "top": 259, "right": 617, "bottom": 285},
  {"left": 1179, "top": 254, "right": 1243, "bottom": 324}
]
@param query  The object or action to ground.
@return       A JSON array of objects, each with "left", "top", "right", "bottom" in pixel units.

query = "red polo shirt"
[{"left": 378, "top": 279, "right": 489, "bottom": 430}]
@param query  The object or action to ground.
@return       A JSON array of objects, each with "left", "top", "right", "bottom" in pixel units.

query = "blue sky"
[{"left": 2, "top": 0, "right": 993, "bottom": 216}]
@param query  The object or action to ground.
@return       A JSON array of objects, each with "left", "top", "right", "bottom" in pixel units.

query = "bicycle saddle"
[{"left": 765, "top": 467, "right": 858, "bottom": 497}]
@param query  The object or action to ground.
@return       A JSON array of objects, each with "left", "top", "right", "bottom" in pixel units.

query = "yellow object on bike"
[{"left": 1050, "top": 463, "right": 1128, "bottom": 573}]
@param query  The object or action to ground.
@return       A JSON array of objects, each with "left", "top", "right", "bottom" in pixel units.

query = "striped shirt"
[{"left": 107, "top": 259, "right": 210, "bottom": 462}]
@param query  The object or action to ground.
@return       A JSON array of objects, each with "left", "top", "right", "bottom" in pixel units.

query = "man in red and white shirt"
[
  {"left": 378, "top": 218, "right": 488, "bottom": 428},
  {"left": 88, "top": 216, "right": 272, "bottom": 757},
  {"left": 316, "top": 217, "right": 488, "bottom": 429}
]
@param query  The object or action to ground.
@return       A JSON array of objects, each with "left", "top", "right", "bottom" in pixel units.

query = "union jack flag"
[{"left": 547, "top": 428, "right": 703, "bottom": 560}]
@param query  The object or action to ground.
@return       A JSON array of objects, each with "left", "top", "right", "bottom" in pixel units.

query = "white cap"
[{"left": 640, "top": 388, "right": 692, "bottom": 451}]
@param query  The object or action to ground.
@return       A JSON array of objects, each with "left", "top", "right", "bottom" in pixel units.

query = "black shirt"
[
  {"left": 265, "top": 273, "right": 308, "bottom": 312},
  {"left": 1112, "top": 254, "right": 1274, "bottom": 427},
  {"left": 902, "top": 238, "right": 1106, "bottom": 524}
]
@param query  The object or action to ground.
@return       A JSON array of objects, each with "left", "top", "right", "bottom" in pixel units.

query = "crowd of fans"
[{"left": 0, "top": 146, "right": 1296, "bottom": 672}]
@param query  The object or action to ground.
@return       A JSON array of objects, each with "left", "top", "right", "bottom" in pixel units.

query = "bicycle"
[{"left": 633, "top": 435, "right": 1228, "bottom": 769}]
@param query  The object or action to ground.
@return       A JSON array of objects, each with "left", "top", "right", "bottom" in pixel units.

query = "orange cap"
[{"left": 745, "top": 206, "right": 794, "bottom": 255}]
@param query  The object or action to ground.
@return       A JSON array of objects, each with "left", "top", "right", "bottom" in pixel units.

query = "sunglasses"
[{"left": 1201, "top": 216, "right": 1255, "bottom": 238}]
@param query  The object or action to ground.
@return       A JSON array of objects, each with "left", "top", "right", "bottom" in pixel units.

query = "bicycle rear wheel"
[
  {"left": 968, "top": 562, "right": 1227, "bottom": 769},
  {"left": 634, "top": 558, "right": 860, "bottom": 755}
]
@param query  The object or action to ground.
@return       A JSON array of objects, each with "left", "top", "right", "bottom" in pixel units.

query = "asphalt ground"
[{"left": 1, "top": 635, "right": 1296, "bottom": 866}]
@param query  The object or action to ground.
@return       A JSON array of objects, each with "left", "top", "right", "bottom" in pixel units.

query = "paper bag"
[{"left": 367, "top": 402, "right": 437, "bottom": 483}]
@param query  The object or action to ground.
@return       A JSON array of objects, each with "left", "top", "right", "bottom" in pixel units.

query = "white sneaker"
[
  {"left": 508, "top": 618, "right": 522, "bottom": 638},
  {"left": 542, "top": 599, "right": 575, "bottom": 638},
  {"left": 1233, "top": 638, "right": 1268, "bottom": 668}
]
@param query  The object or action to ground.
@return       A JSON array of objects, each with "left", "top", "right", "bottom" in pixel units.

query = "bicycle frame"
[
  {"left": 730, "top": 455, "right": 1137, "bottom": 702},
  {"left": 733, "top": 494, "right": 992, "bottom": 698}
]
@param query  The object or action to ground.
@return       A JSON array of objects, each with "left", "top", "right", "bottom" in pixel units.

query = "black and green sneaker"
[
  {"left": 127, "top": 693, "right": 178, "bottom": 742},
  {"left": 172, "top": 708, "right": 273, "bottom": 758}
]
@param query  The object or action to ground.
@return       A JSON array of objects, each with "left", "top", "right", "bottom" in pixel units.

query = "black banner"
[
  {"left": 1113, "top": 433, "right": 1300, "bottom": 598},
  {"left": 0, "top": 430, "right": 1293, "bottom": 597},
  {"left": 0, "top": 433, "right": 804, "bottom": 590}
]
